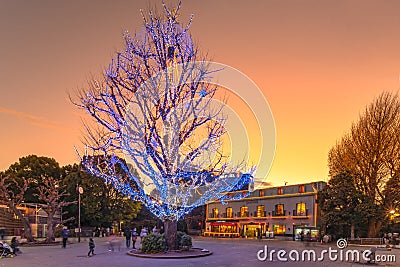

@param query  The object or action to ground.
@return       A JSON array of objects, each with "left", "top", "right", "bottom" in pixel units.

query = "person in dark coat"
[
  {"left": 88, "top": 238, "right": 95, "bottom": 256},
  {"left": 300, "top": 230, "right": 304, "bottom": 242},
  {"left": 11, "top": 236, "right": 20, "bottom": 255},
  {"left": 124, "top": 228, "right": 131, "bottom": 248},
  {"left": 61, "top": 226, "right": 70, "bottom": 248},
  {"left": 131, "top": 228, "right": 138, "bottom": 249},
  {"left": 0, "top": 227, "right": 5, "bottom": 240}
]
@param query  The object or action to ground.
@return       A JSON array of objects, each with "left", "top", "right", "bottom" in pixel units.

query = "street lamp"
[
  {"left": 35, "top": 207, "right": 42, "bottom": 224},
  {"left": 35, "top": 204, "right": 42, "bottom": 238},
  {"left": 77, "top": 185, "right": 83, "bottom": 243}
]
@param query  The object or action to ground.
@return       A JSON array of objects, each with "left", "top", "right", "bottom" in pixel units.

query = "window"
[
  {"left": 273, "top": 224, "right": 286, "bottom": 235},
  {"left": 259, "top": 190, "right": 264, "bottom": 197},
  {"left": 296, "top": 202, "right": 306, "bottom": 216},
  {"left": 257, "top": 205, "right": 265, "bottom": 217},
  {"left": 212, "top": 208, "right": 219, "bottom": 218},
  {"left": 299, "top": 185, "right": 305, "bottom": 193},
  {"left": 277, "top": 187, "right": 283, "bottom": 195},
  {"left": 275, "top": 204, "right": 285, "bottom": 216},
  {"left": 240, "top": 206, "right": 249, "bottom": 217},
  {"left": 211, "top": 224, "right": 237, "bottom": 234},
  {"left": 226, "top": 207, "right": 233, "bottom": 218}
]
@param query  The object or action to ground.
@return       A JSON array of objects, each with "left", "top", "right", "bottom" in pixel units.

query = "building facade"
[
  {"left": 0, "top": 204, "right": 25, "bottom": 237},
  {"left": 204, "top": 181, "right": 325, "bottom": 238},
  {"left": 0, "top": 203, "right": 61, "bottom": 238}
]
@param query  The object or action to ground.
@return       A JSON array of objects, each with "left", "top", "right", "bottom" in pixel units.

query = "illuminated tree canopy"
[{"left": 75, "top": 2, "right": 254, "bottom": 242}]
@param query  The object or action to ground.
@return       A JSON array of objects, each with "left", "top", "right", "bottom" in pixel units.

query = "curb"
[{"left": 127, "top": 247, "right": 213, "bottom": 259}]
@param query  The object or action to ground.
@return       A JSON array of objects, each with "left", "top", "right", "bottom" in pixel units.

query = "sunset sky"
[{"left": 1, "top": 0, "right": 400, "bottom": 186}]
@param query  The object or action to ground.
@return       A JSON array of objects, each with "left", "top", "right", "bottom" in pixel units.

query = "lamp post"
[
  {"left": 35, "top": 207, "right": 42, "bottom": 224},
  {"left": 77, "top": 185, "right": 83, "bottom": 243},
  {"left": 35, "top": 205, "right": 42, "bottom": 238}
]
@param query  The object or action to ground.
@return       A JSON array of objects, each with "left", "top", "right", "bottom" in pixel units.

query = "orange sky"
[{"left": 1, "top": 0, "right": 400, "bottom": 186}]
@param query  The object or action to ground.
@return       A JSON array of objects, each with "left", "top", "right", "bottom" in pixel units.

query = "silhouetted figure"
[{"left": 88, "top": 238, "right": 95, "bottom": 257}]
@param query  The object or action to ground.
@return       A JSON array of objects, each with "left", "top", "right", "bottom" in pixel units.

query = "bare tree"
[
  {"left": 0, "top": 173, "right": 35, "bottom": 242},
  {"left": 328, "top": 91, "right": 400, "bottom": 237},
  {"left": 74, "top": 2, "right": 253, "bottom": 249},
  {"left": 36, "top": 175, "right": 76, "bottom": 243}
]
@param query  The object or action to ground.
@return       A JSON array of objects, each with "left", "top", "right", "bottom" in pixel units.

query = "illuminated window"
[
  {"left": 277, "top": 188, "right": 283, "bottom": 195},
  {"left": 259, "top": 190, "right": 264, "bottom": 197},
  {"left": 296, "top": 203, "right": 306, "bottom": 216},
  {"left": 212, "top": 208, "right": 219, "bottom": 218},
  {"left": 273, "top": 224, "right": 286, "bottom": 235},
  {"left": 226, "top": 207, "right": 233, "bottom": 218},
  {"left": 275, "top": 204, "right": 285, "bottom": 216},
  {"left": 240, "top": 206, "right": 249, "bottom": 217},
  {"left": 257, "top": 205, "right": 265, "bottom": 217},
  {"left": 299, "top": 185, "right": 305, "bottom": 193},
  {"left": 211, "top": 224, "right": 237, "bottom": 234}
]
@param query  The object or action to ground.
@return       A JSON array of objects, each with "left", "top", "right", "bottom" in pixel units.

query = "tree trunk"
[
  {"left": 45, "top": 211, "right": 55, "bottom": 243},
  {"left": 350, "top": 224, "right": 355, "bottom": 239},
  {"left": 10, "top": 204, "right": 35, "bottom": 242},
  {"left": 22, "top": 221, "right": 35, "bottom": 242},
  {"left": 368, "top": 218, "right": 382, "bottom": 237},
  {"left": 164, "top": 219, "right": 178, "bottom": 250}
]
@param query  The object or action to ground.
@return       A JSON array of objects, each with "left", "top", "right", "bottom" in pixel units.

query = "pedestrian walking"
[
  {"left": 124, "top": 228, "right": 131, "bottom": 248},
  {"left": 131, "top": 228, "right": 138, "bottom": 249},
  {"left": 61, "top": 226, "right": 70, "bottom": 248},
  {"left": 0, "top": 227, "right": 5, "bottom": 240},
  {"left": 140, "top": 227, "right": 148, "bottom": 244},
  {"left": 88, "top": 238, "right": 95, "bottom": 257}
]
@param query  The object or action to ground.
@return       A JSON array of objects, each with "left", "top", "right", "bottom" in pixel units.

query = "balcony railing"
[
  {"left": 207, "top": 213, "right": 234, "bottom": 219},
  {"left": 208, "top": 209, "right": 312, "bottom": 219},
  {"left": 272, "top": 210, "right": 286, "bottom": 216},
  {"left": 238, "top": 212, "right": 249, "bottom": 217},
  {"left": 292, "top": 209, "right": 308, "bottom": 216},
  {"left": 209, "top": 213, "right": 220, "bottom": 218},
  {"left": 254, "top": 211, "right": 267, "bottom": 217}
]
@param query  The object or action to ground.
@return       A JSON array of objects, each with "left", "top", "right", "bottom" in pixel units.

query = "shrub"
[
  {"left": 177, "top": 231, "right": 192, "bottom": 250},
  {"left": 177, "top": 231, "right": 185, "bottom": 241},
  {"left": 179, "top": 234, "right": 192, "bottom": 250},
  {"left": 141, "top": 233, "right": 166, "bottom": 253},
  {"left": 141, "top": 232, "right": 192, "bottom": 253}
]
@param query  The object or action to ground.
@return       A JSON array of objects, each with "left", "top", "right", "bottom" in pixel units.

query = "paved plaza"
[{"left": 1, "top": 237, "right": 399, "bottom": 267}]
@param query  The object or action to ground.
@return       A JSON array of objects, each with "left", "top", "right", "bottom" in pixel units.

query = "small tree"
[
  {"left": 318, "top": 173, "right": 374, "bottom": 238},
  {"left": 75, "top": 2, "right": 253, "bottom": 250},
  {"left": 0, "top": 173, "right": 35, "bottom": 242},
  {"left": 36, "top": 175, "right": 76, "bottom": 243}
]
